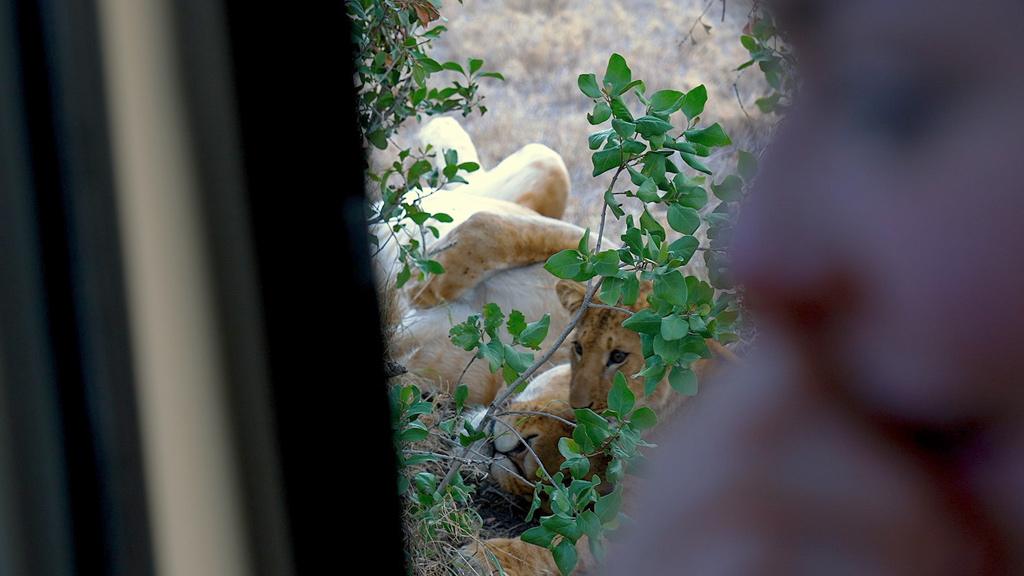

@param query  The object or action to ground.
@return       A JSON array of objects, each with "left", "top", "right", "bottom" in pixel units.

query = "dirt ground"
[{"left": 374, "top": 0, "right": 775, "bottom": 236}]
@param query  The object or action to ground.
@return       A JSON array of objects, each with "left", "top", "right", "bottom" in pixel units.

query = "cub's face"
[
  {"left": 556, "top": 280, "right": 649, "bottom": 411},
  {"left": 489, "top": 408, "right": 573, "bottom": 497}
]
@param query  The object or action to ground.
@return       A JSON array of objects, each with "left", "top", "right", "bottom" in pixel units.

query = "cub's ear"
[{"left": 555, "top": 280, "right": 586, "bottom": 314}]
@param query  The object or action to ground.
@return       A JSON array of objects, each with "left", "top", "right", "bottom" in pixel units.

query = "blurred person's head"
[{"left": 734, "top": 0, "right": 1024, "bottom": 426}]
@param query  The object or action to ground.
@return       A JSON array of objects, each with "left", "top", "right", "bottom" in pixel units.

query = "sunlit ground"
[{"left": 374, "top": 0, "right": 774, "bottom": 240}]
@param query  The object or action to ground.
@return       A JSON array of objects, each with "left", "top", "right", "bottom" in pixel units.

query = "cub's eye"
[
  {"left": 573, "top": 341, "right": 583, "bottom": 356},
  {"left": 607, "top": 349, "right": 629, "bottom": 366}
]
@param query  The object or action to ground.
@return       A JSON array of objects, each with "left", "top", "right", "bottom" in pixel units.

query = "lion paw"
[{"left": 457, "top": 538, "right": 561, "bottom": 576}]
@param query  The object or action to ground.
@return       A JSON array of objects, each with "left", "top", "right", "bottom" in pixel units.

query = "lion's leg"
[
  {"left": 418, "top": 116, "right": 482, "bottom": 171},
  {"left": 465, "top": 143, "right": 569, "bottom": 219},
  {"left": 418, "top": 117, "right": 568, "bottom": 218},
  {"left": 461, "top": 536, "right": 595, "bottom": 575},
  {"left": 407, "top": 212, "right": 587, "bottom": 309}
]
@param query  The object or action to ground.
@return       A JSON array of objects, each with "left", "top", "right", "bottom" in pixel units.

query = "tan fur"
[
  {"left": 556, "top": 279, "right": 732, "bottom": 413},
  {"left": 375, "top": 117, "right": 592, "bottom": 404},
  {"left": 467, "top": 282, "right": 739, "bottom": 575}
]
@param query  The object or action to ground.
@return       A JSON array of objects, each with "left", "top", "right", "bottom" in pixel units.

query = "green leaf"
[
  {"left": 654, "top": 270, "right": 688, "bottom": 307},
  {"left": 604, "top": 188, "right": 625, "bottom": 218},
  {"left": 449, "top": 317, "right": 480, "bottom": 350},
  {"left": 552, "top": 538, "right": 578, "bottom": 576},
  {"left": 631, "top": 406, "right": 658, "bottom": 429},
  {"left": 608, "top": 372, "right": 635, "bottom": 417},
  {"left": 660, "top": 314, "right": 689, "bottom": 341},
  {"left": 578, "top": 228, "right": 591, "bottom": 253},
  {"left": 621, "top": 139, "right": 646, "bottom": 155},
  {"left": 635, "top": 115, "right": 674, "bottom": 138},
  {"left": 518, "top": 315, "right": 551, "bottom": 349},
  {"left": 737, "top": 150, "right": 758, "bottom": 181},
  {"left": 689, "top": 314, "right": 708, "bottom": 335},
  {"left": 600, "top": 276, "right": 622, "bottom": 305},
  {"left": 682, "top": 334, "right": 711, "bottom": 358},
  {"left": 712, "top": 174, "right": 744, "bottom": 202},
  {"left": 578, "top": 73, "right": 602, "bottom": 98},
  {"left": 669, "top": 366, "right": 698, "bottom": 395},
  {"left": 521, "top": 525, "right": 556, "bottom": 548},
  {"left": 612, "top": 118, "right": 636, "bottom": 139},
  {"left": 479, "top": 71, "right": 505, "bottom": 80},
  {"left": 483, "top": 303, "right": 504, "bottom": 337},
  {"left": 481, "top": 340, "right": 504, "bottom": 372},
  {"left": 602, "top": 53, "right": 632, "bottom": 94},
  {"left": 367, "top": 129, "right": 388, "bottom": 150},
  {"left": 653, "top": 333, "right": 683, "bottom": 364},
  {"left": 684, "top": 122, "right": 732, "bottom": 147},
  {"left": 421, "top": 259, "right": 445, "bottom": 274},
  {"left": 593, "top": 250, "right": 620, "bottom": 276},
  {"left": 681, "top": 85, "right": 708, "bottom": 120},
  {"left": 622, "top": 274, "right": 640, "bottom": 305},
  {"left": 588, "top": 101, "right": 612, "bottom": 124},
  {"left": 668, "top": 235, "right": 699, "bottom": 264},
  {"left": 621, "top": 79, "right": 645, "bottom": 94},
  {"left": 400, "top": 425, "right": 429, "bottom": 443},
  {"left": 543, "top": 515, "right": 584, "bottom": 542},
  {"left": 636, "top": 178, "right": 659, "bottom": 203},
  {"left": 609, "top": 97, "right": 634, "bottom": 122},
  {"left": 503, "top": 343, "right": 534, "bottom": 374},
  {"left": 665, "top": 138, "right": 699, "bottom": 155},
  {"left": 577, "top": 510, "right": 603, "bottom": 540},
  {"left": 419, "top": 57, "right": 444, "bottom": 73},
  {"left": 756, "top": 92, "right": 782, "bottom": 114},
  {"left": 639, "top": 209, "right": 665, "bottom": 241},
  {"left": 507, "top": 310, "right": 527, "bottom": 337},
  {"left": 680, "top": 152, "right": 712, "bottom": 175},
  {"left": 595, "top": 488, "right": 622, "bottom": 524},
  {"left": 441, "top": 61, "right": 464, "bottom": 73},
  {"left": 667, "top": 205, "right": 700, "bottom": 235},
  {"left": 591, "top": 147, "right": 622, "bottom": 176},
  {"left": 741, "top": 34, "right": 759, "bottom": 52},
  {"left": 638, "top": 356, "right": 666, "bottom": 396},
  {"left": 622, "top": 310, "right": 661, "bottom": 335},
  {"left": 649, "top": 89, "right": 684, "bottom": 113},
  {"left": 454, "top": 384, "right": 469, "bottom": 412},
  {"left": 545, "top": 249, "right": 586, "bottom": 279},
  {"left": 674, "top": 178, "right": 708, "bottom": 209},
  {"left": 589, "top": 129, "right": 613, "bottom": 150},
  {"left": 557, "top": 436, "right": 581, "bottom": 459}
]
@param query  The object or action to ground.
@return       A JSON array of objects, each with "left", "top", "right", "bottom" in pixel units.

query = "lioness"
[{"left": 374, "top": 117, "right": 611, "bottom": 404}]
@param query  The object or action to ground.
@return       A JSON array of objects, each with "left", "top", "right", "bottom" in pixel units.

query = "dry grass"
[{"left": 374, "top": 0, "right": 775, "bottom": 238}]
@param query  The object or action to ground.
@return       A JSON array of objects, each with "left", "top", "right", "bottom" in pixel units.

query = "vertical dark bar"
[
  {"left": 170, "top": 1, "right": 295, "bottom": 574},
  {"left": 0, "top": 1, "right": 75, "bottom": 572},
  {"left": 221, "top": 3, "right": 406, "bottom": 573},
  {"left": 1, "top": 0, "right": 154, "bottom": 574}
]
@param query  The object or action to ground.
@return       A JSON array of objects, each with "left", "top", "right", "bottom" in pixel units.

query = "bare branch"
[{"left": 496, "top": 410, "right": 577, "bottom": 428}]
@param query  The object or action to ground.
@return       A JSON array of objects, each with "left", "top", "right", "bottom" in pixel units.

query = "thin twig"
[
  {"left": 733, "top": 82, "right": 751, "bottom": 121},
  {"left": 496, "top": 410, "right": 577, "bottom": 428},
  {"left": 490, "top": 417, "right": 553, "bottom": 484},
  {"left": 587, "top": 303, "right": 635, "bottom": 316},
  {"left": 680, "top": 0, "right": 716, "bottom": 46}
]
